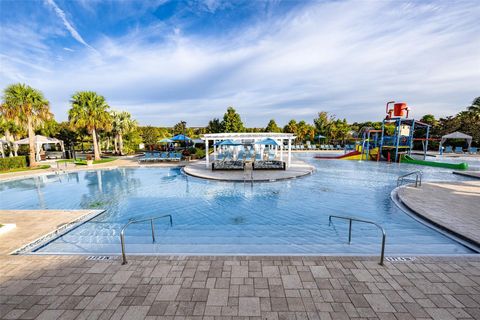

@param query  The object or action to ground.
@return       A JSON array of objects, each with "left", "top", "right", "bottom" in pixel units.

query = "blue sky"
[{"left": 1, "top": 0, "right": 479, "bottom": 127}]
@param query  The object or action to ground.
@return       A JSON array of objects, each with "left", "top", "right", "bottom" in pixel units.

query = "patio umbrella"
[
  {"left": 218, "top": 139, "right": 242, "bottom": 146},
  {"left": 255, "top": 138, "right": 279, "bottom": 146},
  {"left": 171, "top": 134, "right": 192, "bottom": 141},
  {"left": 158, "top": 138, "right": 174, "bottom": 143}
]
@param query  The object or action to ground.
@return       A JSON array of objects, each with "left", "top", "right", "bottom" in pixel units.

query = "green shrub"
[
  {"left": 0, "top": 156, "right": 27, "bottom": 171},
  {"left": 195, "top": 148, "right": 206, "bottom": 159}
]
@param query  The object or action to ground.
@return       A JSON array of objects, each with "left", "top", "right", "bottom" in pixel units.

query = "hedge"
[{"left": 0, "top": 156, "right": 27, "bottom": 171}]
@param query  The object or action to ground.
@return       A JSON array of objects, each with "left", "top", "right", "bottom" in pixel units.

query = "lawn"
[
  {"left": 57, "top": 157, "right": 117, "bottom": 166},
  {"left": 0, "top": 165, "right": 51, "bottom": 174}
]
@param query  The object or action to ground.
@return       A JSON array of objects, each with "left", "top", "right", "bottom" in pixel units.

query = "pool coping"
[
  {"left": 10, "top": 209, "right": 105, "bottom": 255},
  {"left": 391, "top": 186, "right": 480, "bottom": 253}
]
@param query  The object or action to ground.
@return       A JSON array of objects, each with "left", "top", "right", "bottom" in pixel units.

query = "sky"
[{"left": 0, "top": 0, "right": 479, "bottom": 127}]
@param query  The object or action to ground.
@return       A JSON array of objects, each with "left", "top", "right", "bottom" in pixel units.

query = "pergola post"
[
  {"left": 213, "top": 140, "right": 217, "bottom": 161},
  {"left": 288, "top": 138, "right": 292, "bottom": 167},
  {"left": 280, "top": 139, "right": 284, "bottom": 161},
  {"left": 205, "top": 139, "right": 209, "bottom": 168}
]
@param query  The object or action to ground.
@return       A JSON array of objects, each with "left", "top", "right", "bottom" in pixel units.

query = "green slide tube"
[{"left": 401, "top": 155, "right": 468, "bottom": 170}]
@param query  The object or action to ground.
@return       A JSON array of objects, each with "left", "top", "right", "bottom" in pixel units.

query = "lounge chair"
[
  {"left": 445, "top": 146, "right": 453, "bottom": 153},
  {"left": 245, "top": 152, "right": 253, "bottom": 161},
  {"left": 454, "top": 146, "right": 463, "bottom": 154},
  {"left": 336, "top": 145, "right": 342, "bottom": 150},
  {"left": 469, "top": 147, "right": 478, "bottom": 154},
  {"left": 312, "top": 145, "right": 317, "bottom": 150},
  {"left": 255, "top": 153, "right": 262, "bottom": 161}
]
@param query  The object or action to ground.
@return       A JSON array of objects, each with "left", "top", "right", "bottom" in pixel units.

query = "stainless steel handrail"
[
  {"left": 397, "top": 170, "right": 422, "bottom": 187},
  {"left": 329, "top": 215, "right": 387, "bottom": 265},
  {"left": 120, "top": 214, "right": 173, "bottom": 265}
]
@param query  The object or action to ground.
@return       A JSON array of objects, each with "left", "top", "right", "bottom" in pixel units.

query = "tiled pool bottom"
[{"left": 0, "top": 157, "right": 475, "bottom": 255}]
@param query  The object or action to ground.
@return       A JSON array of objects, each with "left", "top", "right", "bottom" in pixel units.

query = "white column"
[
  {"left": 288, "top": 139, "right": 292, "bottom": 167},
  {"left": 280, "top": 139, "right": 284, "bottom": 161},
  {"left": 205, "top": 139, "right": 209, "bottom": 168},
  {"left": 213, "top": 139, "right": 217, "bottom": 160}
]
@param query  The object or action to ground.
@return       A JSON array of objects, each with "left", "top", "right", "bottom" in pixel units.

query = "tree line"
[{"left": 1, "top": 82, "right": 478, "bottom": 167}]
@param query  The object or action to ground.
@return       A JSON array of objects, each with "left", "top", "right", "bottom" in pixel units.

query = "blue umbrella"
[
  {"left": 218, "top": 139, "right": 242, "bottom": 146},
  {"left": 255, "top": 138, "right": 279, "bottom": 146},
  {"left": 171, "top": 134, "right": 192, "bottom": 141}
]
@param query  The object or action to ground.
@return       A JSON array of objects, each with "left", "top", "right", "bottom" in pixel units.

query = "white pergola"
[
  {"left": 202, "top": 133, "right": 296, "bottom": 168},
  {"left": 14, "top": 135, "right": 65, "bottom": 161}
]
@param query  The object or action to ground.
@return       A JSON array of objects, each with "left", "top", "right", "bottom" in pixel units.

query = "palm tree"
[
  {"left": 468, "top": 97, "right": 480, "bottom": 120},
  {"left": 1, "top": 84, "right": 52, "bottom": 166},
  {"left": 68, "top": 91, "right": 112, "bottom": 161},
  {"left": 111, "top": 111, "right": 137, "bottom": 155}
]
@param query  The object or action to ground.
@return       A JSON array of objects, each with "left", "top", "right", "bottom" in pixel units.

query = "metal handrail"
[
  {"left": 329, "top": 215, "right": 387, "bottom": 265},
  {"left": 120, "top": 214, "right": 173, "bottom": 265},
  {"left": 397, "top": 170, "right": 422, "bottom": 187}
]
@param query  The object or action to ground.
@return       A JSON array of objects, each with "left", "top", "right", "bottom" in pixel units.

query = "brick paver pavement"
[{"left": 1, "top": 255, "right": 479, "bottom": 319}]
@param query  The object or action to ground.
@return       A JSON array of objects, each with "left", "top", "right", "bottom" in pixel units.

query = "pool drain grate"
[
  {"left": 385, "top": 256, "right": 416, "bottom": 262},
  {"left": 86, "top": 256, "right": 117, "bottom": 261}
]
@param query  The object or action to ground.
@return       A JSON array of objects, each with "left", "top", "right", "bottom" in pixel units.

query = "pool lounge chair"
[
  {"left": 469, "top": 147, "right": 478, "bottom": 154},
  {"left": 454, "top": 146, "right": 464, "bottom": 154},
  {"left": 336, "top": 145, "right": 342, "bottom": 150},
  {"left": 444, "top": 146, "right": 453, "bottom": 153}
]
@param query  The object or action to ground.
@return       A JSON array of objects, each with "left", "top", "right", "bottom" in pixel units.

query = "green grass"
[
  {"left": 0, "top": 165, "right": 51, "bottom": 174},
  {"left": 56, "top": 157, "right": 117, "bottom": 166}
]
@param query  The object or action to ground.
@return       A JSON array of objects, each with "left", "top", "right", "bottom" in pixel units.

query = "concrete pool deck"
[
  {"left": 397, "top": 181, "right": 480, "bottom": 247},
  {"left": 0, "top": 210, "right": 102, "bottom": 254},
  {"left": 183, "top": 159, "right": 315, "bottom": 182}
]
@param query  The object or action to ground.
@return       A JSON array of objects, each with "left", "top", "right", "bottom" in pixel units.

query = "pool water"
[{"left": 0, "top": 155, "right": 476, "bottom": 255}]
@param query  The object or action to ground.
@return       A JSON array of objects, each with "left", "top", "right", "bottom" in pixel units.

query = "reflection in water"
[{"left": 0, "top": 161, "right": 477, "bottom": 255}]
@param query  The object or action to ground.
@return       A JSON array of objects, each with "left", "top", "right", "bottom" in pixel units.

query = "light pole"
[{"left": 181, "top": 120, "right": 187, "bottom": 155}]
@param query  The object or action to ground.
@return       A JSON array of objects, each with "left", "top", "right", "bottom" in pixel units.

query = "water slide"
[
  {"left": 314, "top": 150, "right": 361, "bottom": 160},
  {"left": 401, "top": 155, "right": 468, "bottom": 170},
  {"left": 315, "top": 148, "right": 379, "bottom": 161}
]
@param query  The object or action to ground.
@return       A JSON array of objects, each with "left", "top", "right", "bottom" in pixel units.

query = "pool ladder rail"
[
  {"left": 397, "top": 170, "right": 422, "bottom": 188},
  {"left": 329, "top": 215, "right": 387, "bottom": 266},
  {"left": 120, "top": 214, "right": 173, "bottom": 265}
]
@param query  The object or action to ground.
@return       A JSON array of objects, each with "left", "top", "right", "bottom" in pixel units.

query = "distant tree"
[
  {"left": 420, "top": 114, "right": 437, "bottom": 126},
  {"left": 139, "top": 126, "right": 160, "bottom": 145},
  {"left": 36, "top": 118, "right": 59, "bottom": 137},
  {"left": 468, "top": 97, "right": 480, "bottom": 120},
  {"left": 206, "top": 118, "right": 223, "bottom": 133},
  {"left": 111, "top": 111, "right": 137, "bottom": 155},
  {"left": 283, "top": 119, "right": 297, "bottom": 134},
  {"left": 313, "top": 112, "right": 332, "bottom": 137},
  {"left": 221, "top": 107, "right": 244, "bottom": 132},
  {"left": 1, "top": 83, "right": 53, "bottom": 166},
  {"left": 55, "top": 122, "right": 78, "bottom": 152},
  {"left": 173, "top": 121, "right": 187, "bottom": 135},
  {"left": 68, "top": 91, "right": 112, "bottom": 161},
  {"left": 265, "top": 119, "right": 282, "bottom": 133}
]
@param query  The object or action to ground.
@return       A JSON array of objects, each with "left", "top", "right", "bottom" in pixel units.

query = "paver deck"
[
  {"left": 1, "top": 254, "right": 479, "bottom": 319},
  {"left": 397, "top": 181, "right": 480, "bottom": 246},
  {"left": 0, "top": 210, "right": 99, "bottom": 254},
  {"left": 184, "top": 160, "right": 315, "bottom": 182}
]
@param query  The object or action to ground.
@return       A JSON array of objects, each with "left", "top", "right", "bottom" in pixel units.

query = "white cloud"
[{"left": 1, "top": 0, "right": 479, "bottom": 126}]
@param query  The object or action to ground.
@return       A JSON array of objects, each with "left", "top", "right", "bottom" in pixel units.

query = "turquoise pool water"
[{"left": 0, "top": 155, "right": 476, "bottom": 255}]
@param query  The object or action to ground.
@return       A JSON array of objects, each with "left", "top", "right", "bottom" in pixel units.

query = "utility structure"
[{"left": 379, "top": 101, "right": 431, "bottom": 162}]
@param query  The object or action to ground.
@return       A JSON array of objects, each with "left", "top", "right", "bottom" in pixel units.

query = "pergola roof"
[
  {"left": 14, "top": 135, "right": 63, "bottom": 145},
  {"left": 202, "top": 132, "right": 295, "bottom": 140}
]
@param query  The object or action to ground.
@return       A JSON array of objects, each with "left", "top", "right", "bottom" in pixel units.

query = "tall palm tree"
[
  {"left": 68, "top": 91, "right": 112, "bottom": 161},
  {"left": 1, "top": 84, "right": 52, "bottom": 166},
  {"left": 111, "top": 110, "right": 137, "bottom": 155},
  {"left": 468, "top": 97, "right": 480, "bottom": 120}
]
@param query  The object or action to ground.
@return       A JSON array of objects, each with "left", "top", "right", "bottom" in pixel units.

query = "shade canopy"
[
  {"left": 255, "top": 138, "right": 279, "bottom": 146},
  {"left": 171, "top": 134, "right": 192, "bottom": 141},
  {"left": 14, "top": 135, "right": 63, "bottom": 145},
  {"left": 217, "top": 139, "right": 243, "bottom": 146},
  {"left": 0, "top": 138, "right": 8, "bottom": 144},
  {"left": 315, "top": 135, "right": 326, "bottom": 139},
  {"left": 440, "top": 131, "right": 472, "bottom": 148},
  {"left": 158, "top": 138, "right": 174, "bottom": 143}
]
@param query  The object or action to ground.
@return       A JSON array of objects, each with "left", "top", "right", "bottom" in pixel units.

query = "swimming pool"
[{"left": 0, "top": 155, "right": 476, "bottom": 255}]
